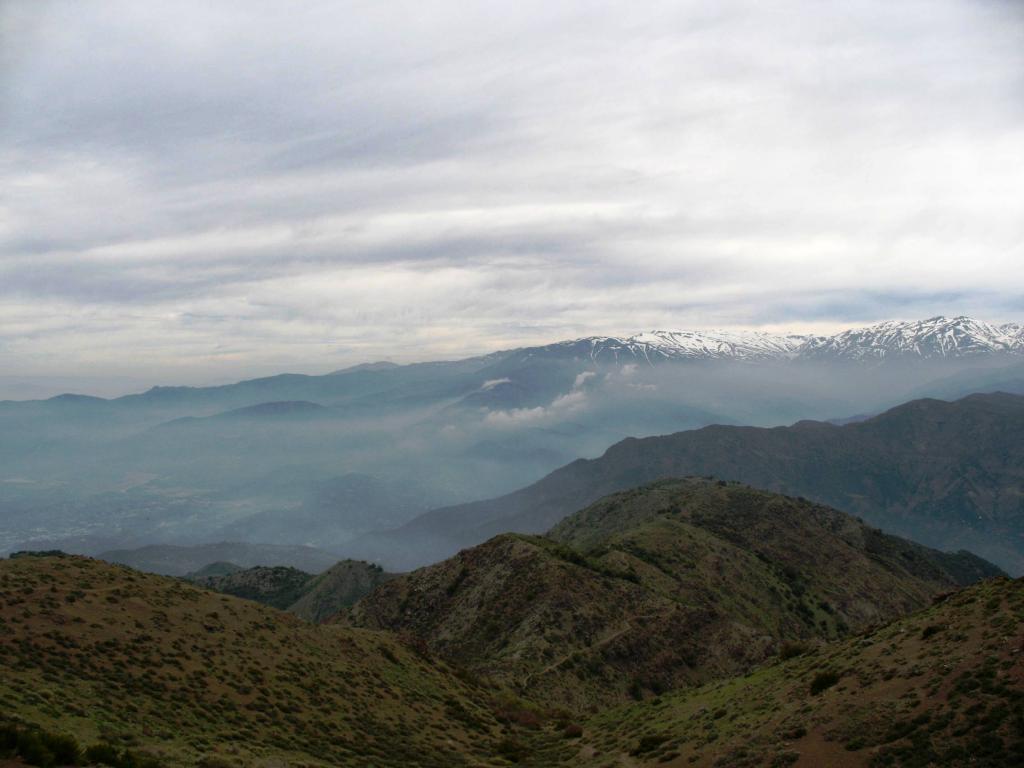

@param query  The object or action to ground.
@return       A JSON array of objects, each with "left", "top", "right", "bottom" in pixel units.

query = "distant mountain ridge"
[
  {"left": 187, "top": 559, "right": 395, "bottom": 622},
  {"left": 5, "top": 315, "right": 1024, "bottom": 564},
  {"left": 98, "top": 541, "right": 341, "bottom": 576},
  {"left": 345, "top": 392, "right": 1024, "bottom": 573},
  {"left": 799, "top": 316, "right": 1024, "bottom": 361},
  {"left": 6, "top": 316, "right": 1023, "bottom": 410}
]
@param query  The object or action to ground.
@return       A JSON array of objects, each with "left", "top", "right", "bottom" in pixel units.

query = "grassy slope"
[
  {"left": 570, "top": 577, "right": 1024, "bottom": 767},
  {"left": 349, "top": 480, "right": 996, "bottom": 710},
  {"left": 1, "top": 539, "right": 1020, "bottom": 768},
  {"left": 0, "top": 554, "right": 527, "bottom": 768}
]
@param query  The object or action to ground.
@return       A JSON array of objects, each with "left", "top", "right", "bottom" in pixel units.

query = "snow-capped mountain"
[
  {"left": 592, "top": 329, "right": 809, "bottom": 362},
  {"left": 519, "top": 316, "right": 1024, "bottom": 365},
  {"left": 1001, "top": 323, "right": 1024, "bottom": 351},
  {"left": 511, "top": 330, "right": 809, "bottom": 365},
  {"left": 798, "top": 316, "right": 1023, "bottom": 361}
]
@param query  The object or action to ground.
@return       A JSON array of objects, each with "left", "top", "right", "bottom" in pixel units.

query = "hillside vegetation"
[
  {"left": 1, "top": 480, "right": 1018, "bottom": 768},
  {"left": 1, "top": 513, "right": 1019, "bottom": 768},
  {"left": 348, "top": 480, "right": 1000, "bottom": 709},
  {"left": 569, "top": 576, "right": 1024, "bottom": 767},
  {"left": 0, "top": 554, "right": 535, "bottom": 767}
]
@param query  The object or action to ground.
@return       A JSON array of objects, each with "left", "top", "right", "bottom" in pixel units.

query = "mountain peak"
[
  {"left": 527, "top": 315, "right": 1023, "bottom": 365},
  {"left": 799, "top": 315, "right": 1020, "bottom": 361}
]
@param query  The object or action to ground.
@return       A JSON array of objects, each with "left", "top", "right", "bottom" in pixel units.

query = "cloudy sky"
[{"left": 2, "top": 0, "right": 1023, "bottom": 397}]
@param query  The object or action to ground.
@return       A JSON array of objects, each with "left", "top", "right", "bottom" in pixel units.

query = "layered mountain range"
[
  {"left": 4, "top": 316, "right": 1024, "bottom": 564},
  {"left": 346, "top": 392, "right": 1024, "bottom": 574}
]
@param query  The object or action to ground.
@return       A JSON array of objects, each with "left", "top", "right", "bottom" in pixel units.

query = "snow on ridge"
[
  {"left": 1000, "top": 323, "right": 1024, "bottom": 350},
  {"left": 798, "top": 316, "right": 1020, "bottom": 361},
  {"left": 626, "top": 329, "right": 807, "bottom": 361},
  {"left": 530, "top": 316, "right": 1024, "bottom": 364}
]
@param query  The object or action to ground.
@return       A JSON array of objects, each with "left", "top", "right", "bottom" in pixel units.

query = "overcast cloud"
[{"left": 2, "top": 0, "right": 1023, "bottom": 397}]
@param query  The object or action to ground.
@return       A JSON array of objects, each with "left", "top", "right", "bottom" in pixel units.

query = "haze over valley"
[{"left": 4, "top": 315, "right": 1024, "bottom": 571}]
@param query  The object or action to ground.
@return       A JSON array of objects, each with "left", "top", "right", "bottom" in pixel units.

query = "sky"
[{"left": 2, "top": 0, "right": 1023, "bottom": 398}]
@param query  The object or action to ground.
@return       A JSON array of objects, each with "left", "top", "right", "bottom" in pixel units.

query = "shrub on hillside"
[
  {"left": 809, "top": 670, "right": 840, "bottom": 695},
  {"left": 0, "top": 722, "right": 81, "bottom": 767},
  {"left": 778, "top": 641, "right": 810, "bottom": 660}
]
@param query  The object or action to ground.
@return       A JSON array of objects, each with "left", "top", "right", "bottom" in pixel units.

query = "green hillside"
[
  {"left": 0, "top": 554, "right": 528, "bottom": 767},
  {"left": 1, "top": 482, "right": 1016, "bottom": 768},
  {"left": 569, "top": 576, "right": 1024, "bottom": 767},
  {"left": 348, "top": 480, "right": 1000, "bottom": 710}
]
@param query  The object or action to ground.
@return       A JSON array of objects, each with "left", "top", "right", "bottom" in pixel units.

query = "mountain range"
[
  {"left": 519, "top": 316, "right": 1024, "bottom": 364},
  {"left": 345, "top": 392, "right": 1024, "bottom": 574},
  {"left": 4, "top": 315, "right": 1024, "bottom": 767},
  {"left": 4, "top": 316, "right": 1024, "bottom": 566}
]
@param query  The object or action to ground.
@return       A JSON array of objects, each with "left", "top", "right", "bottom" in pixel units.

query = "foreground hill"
[
  {"left": 569, "top": 575, "right": 1024, "bottom": 767},
  {"left": 1, "top": 528, "right": 1018, "bottom": 767},
  {"left": 348, "top": 480, "right": 1001, "bottom": 710},
  {"left": 0, "top": 554, "right": 517, "bottom": 767},
  {"left": 191, "top": 559, "right": 396, "bottom": 622},
  {"left": 352, "top": 392, "right": 1024, "bottom": 572}
]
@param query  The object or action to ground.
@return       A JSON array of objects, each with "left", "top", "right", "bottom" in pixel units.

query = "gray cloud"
[{"left": 1, "top": 0, "right": 1023, "bottom": 397}]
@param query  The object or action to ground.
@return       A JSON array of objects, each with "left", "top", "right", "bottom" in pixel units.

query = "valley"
[{"left": 5, "top": 316, "right": 1024, "bottom": 563}]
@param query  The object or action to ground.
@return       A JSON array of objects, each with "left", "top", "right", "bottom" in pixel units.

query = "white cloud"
[
  {"left": 573, "top": 371, "right": 597, "bottom": 389},
  {"left": 480, "top": 378, "right": 512, "bottom": 391},
  {"left": 2, "top": 0, "right": 1024, "bottom": 396},
  {"left": 484, "top": 367, "right": 592, "bottom": 427},
  {"left": 483, "top": 389, "right": 588, "bottom": 427}
]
